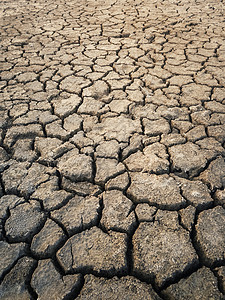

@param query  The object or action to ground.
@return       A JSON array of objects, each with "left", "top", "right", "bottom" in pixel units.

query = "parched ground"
[{"left": 0, "top": 0, "right": 225, "bottom": 299}]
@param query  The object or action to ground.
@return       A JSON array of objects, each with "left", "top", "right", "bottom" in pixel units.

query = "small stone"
[
  {"left": 5, "top": 201, "right": 45, "bottom": 242},
  {"left": 127, "top": 173, "right": 186, "bottom": 210},
  {"left": 57, "top": 227, "right": 127, "bottom": 275},
  {"left": 31, "top": 219, "right": 66, "bottom": 257},
  {"left": 195, "top": 206, "right": 225, "bottom": 266},
  {"left": 51, "top": 195, "right": 100, "bottom": 235},
  {"left": 0, "top": 241, "right": 27, "bottom": 279},
  {"left": 101, "top": 190, "right": 136, "bottom": 233},
  {"left": 133, "top": 211, "right": 198, "bottom": 288},
  {"left": 169, "top": 142, "right": 207, "bottom": 177},
  {"left": 105, "top": 172, "right": 130, "bottom": 191},
  {"left": 77, "top": 274, "right": 161, "bottom": 300},
  {"left": 135, "top": 204, "right": 157, "bottom": 222},
  {"left": 31, "top": 259, "right": 82, "bottom": 300},
  {"left": 198, "top": 156, "right": 225, "bottom": 190},
  {"left": 95, "top": 158, "right": 125, "bottom": 185},
  {"left": 163, "top": 267, "right": 223, "bottom": 299},
  {"left": 57, "top": 149, "right": 93, "bottom": 182},
  {"left": 143, "top": 118, "right": 170, "bottom": 136},
  {"left": 0, "top": 256, "right": 35, "bottom": 300},
  {"left": 179, "top": 206, "right": 196, "bottom": 231}
]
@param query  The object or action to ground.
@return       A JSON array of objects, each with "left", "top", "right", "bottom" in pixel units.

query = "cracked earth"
[{"left": 0, "top": 0, "right": 225, "bottom": 299}]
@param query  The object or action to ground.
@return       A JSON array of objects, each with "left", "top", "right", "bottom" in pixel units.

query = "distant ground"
[{"left": 0, "top": 0, "right": 225, "bottom": 299}]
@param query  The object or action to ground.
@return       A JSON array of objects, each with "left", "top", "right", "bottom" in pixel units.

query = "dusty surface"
[{"left": 0, "top": 0, "right": 225, "bottom": 298}]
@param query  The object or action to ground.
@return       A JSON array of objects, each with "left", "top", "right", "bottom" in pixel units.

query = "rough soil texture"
[{"left": 0, "top": 0, "right": 225, "bottom": 298}]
